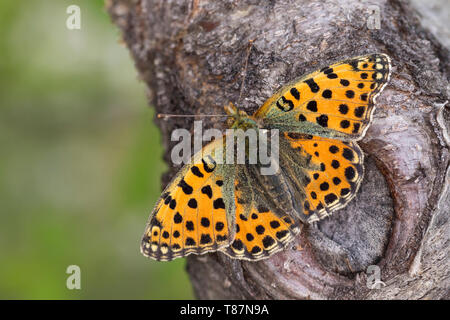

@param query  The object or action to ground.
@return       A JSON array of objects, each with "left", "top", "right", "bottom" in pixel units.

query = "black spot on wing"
[
  {"left": 349, "top": 60, "right": 359, "bottom": 70},
  {"left": 281, "top": 96, "right": 294, "bottom": 111},
  {"left": 178, "top": 178, "right": 193, "bottom": 195},
  {"left": 339, "top": 104, "right": 349, "bottom": 115},
  {"left": 327, "top": 73, "right": 338, "bottom": 79},
  {"left": 200, "top": 234, "right": 212, "bottom": 244},
  {"left": 345, "top": 166, "right": 356, "bottom": 180},
  {"left": 290, "top": 87, "right": 300, "bottom": 100},
  {"left": 304, "top": 78, "right": 320, "bottom": 93},
  {"left": 173, "top": 212, "right": 182, "bottom": 224},
  {"left": 186, "top": 221, "right": 194, "bottom": 231},
  {"left": 150, "top": 217, "right": 162, "bottom": 228},
  {"left": 202, "top": 158, "right": 216, "bottom": 173},
  {"left": 216, "top": 180, "right": 223, "bottom": 186},
  {"left": 191, "top": 166, "right": 204, "bottom": 177},
  {"left": 322, "top": 89, "right": 332, "bottom": 99},
  {"left": 316, "top": 115, "right": 328, "bottom": 127},
  {"left": 329, "top": 145, "right": 339, "bottom": 153},
  {"left": 232, "top": 239, "right": 243, "bottom": 250},
  {"left": 340, "top": 120, "right": 350, "bottom": 128},
  {"left": 217, "top": 234, "right": 227, "bottom": 242},
  {"left": 201, "top": 185, "right": 213, "bottom": 199},
  {"left": 215, "top": 222, "right": 224, "bottom": 231},
  {"left": 331, "top": 160, "right": 340, "bottom": 169},
  {"left": 354, "top": 106, "right": 365, "bottom": 118},
  {"left": 255, "top": 225, "right": 265, "bottom": 235},
  {"left": 251, "top": 246, "right": 261, "bottom": 254},
  {"left": 164, "top": 195, "right": 172, "bottom": 205},
  {"left": 188, "top": 198, "right": 198, "bottom": 209},
  {"left": 352, "top": 122, "right": 361, "bottom": 133},
  {"left": 307, "top": 100, "right": 318, "bottom": 112},
  {"left": 320, "top": 182, "right": 329, "bottom": 191},
  {"left": 262, "top": 235, "right": 275, "bottom": 248},
  {"left": 324, "top": 193, "right": 338, "bottom": 204},
  {"left": 270, "top": 220, "right": 280, "bottom": 229},
  {"left": 185, "top": 237, "right": 196, "bottom": 246},
  {"left": 276, "top": 230, "right": 289, "bottom": 240},
  {"left": 345, "top": 90, "right": 355, "bottom": 99},
  {"left": 169, "top": 198, "right": 177, "bottom": 210},
  {"left": 213, "top": 198, "right": 225, "bottom": 209},
  {"left": 200, "top": 217, "right": 210, "bottom": 227},
  {"left": 342, "top": 148, "right": 354, "bottom": 161}
]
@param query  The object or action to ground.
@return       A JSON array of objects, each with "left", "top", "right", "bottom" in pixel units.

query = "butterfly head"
[{"left": 224, "top": 102, "right": 258, "bottom": 131}]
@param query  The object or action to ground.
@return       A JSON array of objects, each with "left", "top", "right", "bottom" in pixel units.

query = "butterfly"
[{"left": 141, "top": 54, "right": 391, "bottom": 261}]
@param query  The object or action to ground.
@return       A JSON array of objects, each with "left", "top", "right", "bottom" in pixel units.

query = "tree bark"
[{"left": 108, "top": 0, "right": 449, "bottom": 299}]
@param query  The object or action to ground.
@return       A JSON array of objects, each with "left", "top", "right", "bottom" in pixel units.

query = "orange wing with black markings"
[
  {"left": 255, "top": 54, "right": 391, "bottom": 140},
  {"left": 280, "top": 132, "right": 364, "bottom": 222},
  {"left": 220, "top": 165, "right": 302, "bottom": 260},
  {"left": 141, "top": 137, "right": 235, "bottom": 261},
  {"left": 221, "top": 200, "right": 301, "bottom": 261}
]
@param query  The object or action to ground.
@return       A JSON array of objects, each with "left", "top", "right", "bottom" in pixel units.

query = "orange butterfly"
[{"left": 141, "top": 54, "right": 391, "bottom": 261}]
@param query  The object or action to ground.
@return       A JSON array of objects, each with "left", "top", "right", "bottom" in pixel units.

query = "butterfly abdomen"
[{"left": 247, "top": 164, "right": 298, "bottom": 216}]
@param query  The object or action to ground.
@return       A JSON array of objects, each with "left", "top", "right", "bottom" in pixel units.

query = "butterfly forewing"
[
  {"left": 255, "top": 54, "right": 391, "bottom": 140},
  {"left": 141, "top": 137, "right": 235, "bottom": 261}
]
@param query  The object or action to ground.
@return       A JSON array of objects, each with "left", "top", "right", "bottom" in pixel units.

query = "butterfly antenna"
[
  {"left": 157, "top": 113, "right": 231, "bottom": 119},
  {"left": 237, "top": 39, "right": 254, "bottom": 106}
]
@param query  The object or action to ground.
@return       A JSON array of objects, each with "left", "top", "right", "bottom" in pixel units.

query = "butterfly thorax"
[
  {"left": 225, "top": 102, "right": 259, "bottom": 131},
  {"left": 230, "top": 116, "right": 258, "bottom": 131}
]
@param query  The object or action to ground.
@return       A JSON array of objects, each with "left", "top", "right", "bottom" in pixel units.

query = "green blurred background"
[{"left": 0, "top": 0, "right": 193, "bottom": 299}]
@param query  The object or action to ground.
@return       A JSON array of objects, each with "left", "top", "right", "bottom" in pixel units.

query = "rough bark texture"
[{"left": 108, "top": 0, "right": 449, "bottom": 299}]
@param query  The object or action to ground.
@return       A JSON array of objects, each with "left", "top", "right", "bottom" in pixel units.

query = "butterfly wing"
[
  {"left": 141, "top": 136, "right": 236, "bottom": 261},
  {"left": 220, "top": 163, "right": 301, "bottom": 260},
  {"left": 217, "top": 131, "right": 364, "bottom": 259},
  {"left": 280, "top": 132, "right": 364, "bottom": 222},
  {"left": 254, "top": 54, "right": 391, "bottom": 140},
  {"left": 251, "top": 54, "right": 390, "bottom": 223},
  {"left": 141, "top": 131, "right": 303, "bottom": 261}
]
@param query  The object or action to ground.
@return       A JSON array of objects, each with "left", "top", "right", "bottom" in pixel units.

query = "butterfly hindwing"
[
  {"left": 280, "top": 132, "right": 364, "bottom": 222},
  {"left": 221, "top": 204, "right": 300, "bottom": 261},
  {"left": 254, "top": 54, "right": 391, "bottom": 140},
  {"left": 220, "top": 165, "right": 301, "bottom": 260}
]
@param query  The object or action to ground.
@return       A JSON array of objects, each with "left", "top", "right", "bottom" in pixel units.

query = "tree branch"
[{"left": 108, "top": 0, "right": 450, "bottom": 299}]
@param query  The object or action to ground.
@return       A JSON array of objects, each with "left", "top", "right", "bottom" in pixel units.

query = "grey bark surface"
[{"left": 108, "top": 0, "right": 450, "bottom": 299}]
